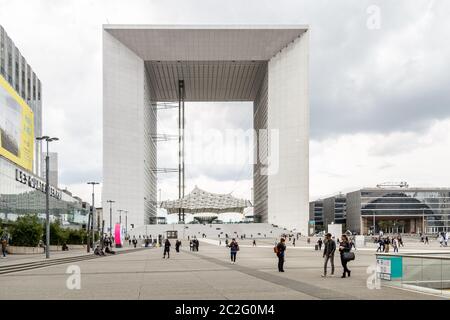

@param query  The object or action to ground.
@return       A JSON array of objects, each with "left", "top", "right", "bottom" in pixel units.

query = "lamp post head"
[
  {"left": 87, "top": 182, "right": 100, "bottom": 185},
  {"left": 36, "top": 136, "right": 49, "bottom": 141}
]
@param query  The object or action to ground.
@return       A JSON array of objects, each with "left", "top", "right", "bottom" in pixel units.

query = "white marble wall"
[
  {"left": 267, "top": 31, "right": 309, "bottom": 234},
  {"left": 103, "top": 30, "right": 156, "bottom": 228}
]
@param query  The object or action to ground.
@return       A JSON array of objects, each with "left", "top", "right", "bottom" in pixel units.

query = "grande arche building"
[{"left": 102, "top": 25, "right": 309, "bottom": 234}]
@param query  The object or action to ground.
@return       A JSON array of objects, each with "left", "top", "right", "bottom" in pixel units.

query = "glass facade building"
[
  {"left": 346, "top": 188, "right": 450, "bottom": 235},
  {"left": 0, "top": 156, "right": 88, "bottom": 226},
  {"left": 309, "top": 200, "right": 324, "bottom": 231},
  {"left": 322, "top": 195, "right": 347, "bottom": 227},
  {"left": 0, "top": 25, "right": 42, "bottom": 176},
  {"left": 0, "top": 25, "right": 87, "bottom": 228}
]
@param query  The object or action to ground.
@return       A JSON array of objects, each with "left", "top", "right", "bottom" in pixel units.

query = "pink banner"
[{"left": 115, "top": 223, "right": 122, "bottom": 246}]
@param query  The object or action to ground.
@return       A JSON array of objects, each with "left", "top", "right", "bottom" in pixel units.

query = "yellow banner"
[{"left": 0, "top": 74, "right": 34, "bottom": 171}]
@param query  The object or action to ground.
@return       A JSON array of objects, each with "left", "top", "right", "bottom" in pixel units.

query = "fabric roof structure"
[{"left": 161, "top": 187, "right": 252, "bottom": 214}]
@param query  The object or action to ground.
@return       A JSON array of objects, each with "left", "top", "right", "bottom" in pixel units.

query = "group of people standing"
[
  {"left": 376, "top": 236, "right": 403, "bottom": 253},
  {"left": 321, "top": 233, "right": 355, "bottom": 278},
  {"left": 189, "top": 238, "right": 199, "bottom": 251}
]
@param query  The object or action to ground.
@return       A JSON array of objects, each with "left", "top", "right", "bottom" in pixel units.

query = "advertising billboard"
[{"left": 0, "top": 74, "right": 34, "bottom": 171}]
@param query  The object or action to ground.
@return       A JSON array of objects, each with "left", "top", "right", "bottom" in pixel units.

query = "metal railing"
[{"left": 376, "top": 252, "right": 450, "bottom": 297}]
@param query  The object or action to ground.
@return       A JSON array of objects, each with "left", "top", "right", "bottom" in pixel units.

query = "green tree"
[
  {"left": 67, "top": 228, "right": 87, "bottom": 245},
  {"left": 10, "top": 215, "right": 44, "bottom": 247},
  {"left": 49, "top": 221, "right": 68, "bottom": 245}
]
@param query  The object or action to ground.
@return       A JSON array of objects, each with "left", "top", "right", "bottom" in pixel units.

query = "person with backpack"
[
  {"left": 322, "top": 233, "right": 336, "bottom": 277},
  {"left": 275, "top": 238, "right": 286, "bottom": 272},
  {"left": 228, "top": 238, "right": 239, "bottom": 264}
]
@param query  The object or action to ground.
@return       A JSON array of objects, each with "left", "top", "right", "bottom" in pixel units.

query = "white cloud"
[
  {"left": 310, "top": 118, "right": 450, "bottom": 200},
  {"left": 1, "top": 0, "right": 449, "bottom": 210}
]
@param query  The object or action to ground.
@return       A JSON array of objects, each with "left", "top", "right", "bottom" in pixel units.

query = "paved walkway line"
[
  {"left": 199, "top": 239, "right": 450, "bottom": 254},
  {"left": 183, "top": 247, "right": 360, "bottom": 300}
]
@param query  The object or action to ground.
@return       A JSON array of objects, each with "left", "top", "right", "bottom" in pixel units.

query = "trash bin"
[{"left": 315, "top": 244, "right": 319, "bottom": 251}]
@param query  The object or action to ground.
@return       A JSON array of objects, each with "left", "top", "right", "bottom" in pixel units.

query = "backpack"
[{"left": 273, "top": 246, "right": 279, "bottom": 254}]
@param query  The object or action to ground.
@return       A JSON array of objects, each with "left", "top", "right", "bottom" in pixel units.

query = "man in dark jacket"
[
  {"left": 322, "top": 233, "right": 336, "bottom": 277},
  {"left": 163, "top": 239, "right": 171, "bottom": 259},
  {"left": 276, "top": 238, "right": 286, "bottom": 272}
]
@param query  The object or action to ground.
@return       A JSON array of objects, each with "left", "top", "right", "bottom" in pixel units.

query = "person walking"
[
  {"left": 351, "top": 236, "right": 357, "bottom": 250},
  {"left": 425, "top": 236, "right": 429, "bottom": 245},
  {"left": 163, "top": 239, "right": 171, "bottom": 259},
  {"left": 275, "top": 238, "right": 286, "bottom": 272},
  {"left": 339, "top": 234, "right": 352, "bottom": 278},
  {"left": 317, "top": 238, "right": 323, "bottom": 251},
  {"left": 175, "top": 240, "right": 181, "bottom": 253},
  {"left": 384, "top": 237, "right": 390, "bottom": 253},
  {"left": 132, "top": 237, "right": 138, "bottom": 248},
  {"left": 393, "top": 237, "right": 399, "bottom": 253},
  {"left": 292, "top": 238, "right": 296, "bottom": 247},
  {"left": 229, "top": 238, "right": 239, "bottom": 264},
  {"left": 1, "top": 236, "right": 7, "bottom": 258},
  {"left": 398, "top": 236, "right": 404, "bottom": 247},
  {"left": 376, "top": 238, "right": 382, "bottom": 252},
  {"left": 322, "top": 233, "right": 336, "bottom": 277},
  {"left": 253, "top": 239, "right": 256, "bottom": 247},
  {"left": 194, "top": 239, "right": 199, "bottom": 251}
]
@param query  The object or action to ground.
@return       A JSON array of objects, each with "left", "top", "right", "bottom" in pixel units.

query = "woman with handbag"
[{"left": 339, "top": 234, "right": 353, "bottom": 278}]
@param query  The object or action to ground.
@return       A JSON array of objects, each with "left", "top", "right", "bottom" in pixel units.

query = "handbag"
[{"left": 343, "top": 251, "right": 355, "bottom": 261}]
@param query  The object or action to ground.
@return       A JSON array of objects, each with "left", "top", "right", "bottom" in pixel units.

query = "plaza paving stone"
[{"left": 0, "top": 239, "right": 446, "bottom": 300}]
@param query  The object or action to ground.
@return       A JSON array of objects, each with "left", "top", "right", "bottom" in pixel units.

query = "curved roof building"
[{"left": 161, "top": 186, "right": 251, "bottom": 214}]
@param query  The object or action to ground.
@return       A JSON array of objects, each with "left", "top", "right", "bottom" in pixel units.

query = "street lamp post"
[
  {"left": 422, "top": 208, "right": 425, "bottom": 235},
  {"left": 118, "top": 209, "right": 123, "bottom": 224},
  {"left": 36, "top": 136, "right": 59, "bottom": 259},
  {"left": 107, "top": 200, "right": 115, "bottom": 237},
  {"left": 125, "top": 210, "right": 128, "bottom": 237},
  {"left": 87, "top": 182, "right": 99, "bottom": 251}
]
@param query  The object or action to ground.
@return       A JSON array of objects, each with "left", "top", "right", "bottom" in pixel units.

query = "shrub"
[
  {"left": 49, "top": 221, "right": 68, "bottom": 245},
  {"left": 67, "top": 228, "right": 87, "bottom": 245},
  {"left": 10, "top": 215, "right": 44, "bottom": 247}
]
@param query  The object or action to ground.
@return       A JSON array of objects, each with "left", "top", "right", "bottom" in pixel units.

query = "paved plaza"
[{"left": 0, "top": 238, "right": 447, "bottom": 300}]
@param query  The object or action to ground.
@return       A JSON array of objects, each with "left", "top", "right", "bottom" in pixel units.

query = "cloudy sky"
[{"left": 1, "top": 0, "right": 449, "bottom": 209}]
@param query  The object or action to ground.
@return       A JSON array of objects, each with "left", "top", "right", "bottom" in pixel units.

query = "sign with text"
[
  {"left": 376, "top": 256, "right": 403, "bottom": 281},
  {"left": 15, "top": 168, "right": 62, "bottom": 200}
]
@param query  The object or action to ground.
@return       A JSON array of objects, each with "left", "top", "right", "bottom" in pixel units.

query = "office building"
[
  {"left": 102, "top": 25, "right": 310, "bottom": 233},
  {"left": 347, "top": 187, "right": 450, "bottom": 235},
  {"left": 0, "top": 25, "right": 42, "bottom": 176},
  {"left": 309, "top": 200, "right": 324, "bottom": 232},
  {"left": 323, "top": 194, "right": 347, "bottom": 227},
  {"left": 0, "top": 25, "right": 87, "bottom": 227}
]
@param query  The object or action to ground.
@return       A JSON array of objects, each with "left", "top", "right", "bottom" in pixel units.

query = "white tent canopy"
[{"left": 161, "top": 186, "right": 251, "bottom": 214}]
